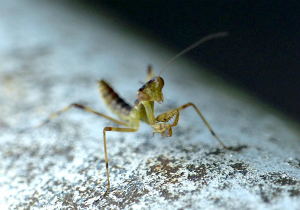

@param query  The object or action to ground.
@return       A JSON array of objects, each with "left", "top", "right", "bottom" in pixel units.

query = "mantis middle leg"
[
  {"left": 152, "top": 102, "right": 228, "bottom": 148},
  {"left": 103, "top": 125, "right": 139, "bottom": 196}
]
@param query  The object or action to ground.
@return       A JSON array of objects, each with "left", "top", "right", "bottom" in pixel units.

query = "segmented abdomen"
[{"left": 98, "top": 80, "right": 132, "bottom": 121}]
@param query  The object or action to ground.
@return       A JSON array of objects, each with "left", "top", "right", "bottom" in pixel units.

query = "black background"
[{"left": 84, "top": 1, "right": 300, "bottom": 122}]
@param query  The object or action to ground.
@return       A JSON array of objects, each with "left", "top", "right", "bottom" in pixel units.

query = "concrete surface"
[{"left": 0, "top": 1, "right": 300, "bottom": 210}]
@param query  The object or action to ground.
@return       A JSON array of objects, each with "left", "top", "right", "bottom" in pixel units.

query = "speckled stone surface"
[{"left": 0, "top": 1, "right": 300, "bottom": 210}]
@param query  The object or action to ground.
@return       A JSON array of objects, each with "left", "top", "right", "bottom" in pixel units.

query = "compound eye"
[
  {"left": 148, "top": 77, "right": 157, "bottom": 83},
  {"left": 137, "top": 91, "right": 149, "bottom": 101}
]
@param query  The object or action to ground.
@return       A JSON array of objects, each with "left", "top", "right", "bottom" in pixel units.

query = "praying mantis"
[{"left": 39, "top": 32, "right": 229, "bottom": 196}]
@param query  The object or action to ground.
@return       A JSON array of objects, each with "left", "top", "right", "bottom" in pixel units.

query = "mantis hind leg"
[
  {"left": 38, "top": 103, "right": 129, "bottom": 127},
  {"left": 146, "top": 65, "right": 155, "bottom": 81}
]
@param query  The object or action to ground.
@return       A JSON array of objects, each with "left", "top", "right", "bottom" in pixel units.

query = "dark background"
[{"left": 85, "top": 1, "right": 300, "bottom": 121}]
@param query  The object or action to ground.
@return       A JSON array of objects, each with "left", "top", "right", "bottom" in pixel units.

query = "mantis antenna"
[{"left": 159, "top": 32, "right": 229, "bottom": 76}]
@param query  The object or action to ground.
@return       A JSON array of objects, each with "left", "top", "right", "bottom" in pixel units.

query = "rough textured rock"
[{"left": 0, "top": 1, "right": 300, "bottom": 209}]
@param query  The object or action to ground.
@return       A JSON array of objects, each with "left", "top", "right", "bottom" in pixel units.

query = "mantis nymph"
[{"left": 40, "top": 32, "right": 229, "bottom": 196}]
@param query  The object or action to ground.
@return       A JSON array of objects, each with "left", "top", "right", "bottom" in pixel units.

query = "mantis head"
[
  {"left": 137, "top": 76, "right": 164, "bottom": 104},
  {"left": 137, "top": 32, "right": 229, "bottom": 105}
]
